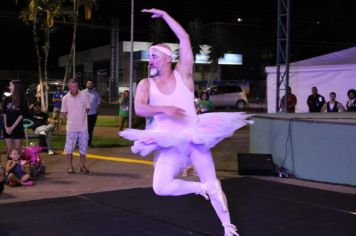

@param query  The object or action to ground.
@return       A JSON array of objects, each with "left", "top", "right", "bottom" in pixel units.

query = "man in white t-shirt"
[{"left": 61, "top": 79, "right": 90, "bottom": 174}]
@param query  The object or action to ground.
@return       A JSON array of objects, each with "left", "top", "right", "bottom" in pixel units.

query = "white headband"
[{"left": 150, "top": 45, "right": 173, "bottom": 57}]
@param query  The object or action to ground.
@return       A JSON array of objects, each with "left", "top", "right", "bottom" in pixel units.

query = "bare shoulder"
[
  {"left": 137, "top": 78, "right": 150, "bottom": 91},
  {"left": 138, "top": 78, "right": 149, "bottom": 86},
  {"left": 135, "top": 78, "right": 151, "bottom": 99},
  {"left": 135, "top": 78, "right": 151, "bottom": 105}
]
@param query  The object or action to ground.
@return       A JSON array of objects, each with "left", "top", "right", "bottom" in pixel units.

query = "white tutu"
[{"left": 119, "top": 112, "right": 253, "bottom": 157}]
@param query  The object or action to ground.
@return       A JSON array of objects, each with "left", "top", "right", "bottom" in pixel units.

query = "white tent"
[{"left": 265, "top": 47, "right": 356, "bottom": 113}]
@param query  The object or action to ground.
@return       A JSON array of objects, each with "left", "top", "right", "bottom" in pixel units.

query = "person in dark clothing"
[
  {"left": 2, "top": 80, "right": 28, "bottom": 157},
  {"left": 321, "top": 92, "right": 345, "bottom": 112},
  {"left": 52, "top": 85, "right": 66, "bottom": 119},
  {"left": 27, "top": 102, "right": 55, "bottom": 155},
  {"left": 82, "top": 79, "right": 100, "bottom": 148},
  {"left": 346, "top": 89, "right": 356, "bottom": 112},
  {"left": 307, "top": 87, "right": 325, "bottom": 112},
  {"left": 279, "top": 86, "right": 297, "bottom": 113}
]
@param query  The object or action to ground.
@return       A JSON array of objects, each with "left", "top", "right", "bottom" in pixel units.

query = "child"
[{"left": 6, "top": 149, "right": 33, "bottom": 186}]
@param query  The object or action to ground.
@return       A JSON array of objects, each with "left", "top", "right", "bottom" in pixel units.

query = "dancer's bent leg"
[
  {"left": 190, "top": 147, "right": 238, "bottom": 235},
  {"left": 152, "top": 148, "right": 202, "bottom": 196}
]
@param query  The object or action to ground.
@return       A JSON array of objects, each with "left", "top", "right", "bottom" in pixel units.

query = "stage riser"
[{"left": 250, "top": 117, "right": 356, "bottom": 185}]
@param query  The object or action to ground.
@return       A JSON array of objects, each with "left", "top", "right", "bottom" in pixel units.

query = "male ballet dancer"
[{"left": 121, "top": 8, "right": 252, "bottom": 236}]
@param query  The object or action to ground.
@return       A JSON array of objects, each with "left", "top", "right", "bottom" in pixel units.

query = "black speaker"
[{"left": 237, "top": 153, "right": 276, "bottom": 175}]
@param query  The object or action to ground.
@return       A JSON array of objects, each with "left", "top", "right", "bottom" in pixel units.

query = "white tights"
[{"left": 152, "top": 147, "right": 232, "bottom": 227}]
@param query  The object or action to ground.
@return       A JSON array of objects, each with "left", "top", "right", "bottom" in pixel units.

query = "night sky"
[{"left": 0, "top": 0, "right": 356, "bottom": 72}]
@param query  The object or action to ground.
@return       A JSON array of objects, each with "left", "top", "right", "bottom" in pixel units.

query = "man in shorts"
[{"left": 61, "top": 79, "right": 90, "bottom": 174}]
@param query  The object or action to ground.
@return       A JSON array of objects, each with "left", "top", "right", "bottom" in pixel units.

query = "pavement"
[
  {"left": 2, "top": 177, "right": 356, "bottom": 236},
  {"left": 1, "top": 114, "right": 355, "bottom": 205}
]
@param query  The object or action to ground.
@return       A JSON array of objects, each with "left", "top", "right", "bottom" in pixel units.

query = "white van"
[{"left": 205, "top": 84, "right": 248, "bottom": 110}]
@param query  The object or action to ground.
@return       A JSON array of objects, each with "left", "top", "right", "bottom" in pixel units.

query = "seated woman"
[
  {"left": 196, "top": 92, "right": 214, "bottom": 114},
  {"left": 27, "top": 102, "right": 55, "bottom": 155}
]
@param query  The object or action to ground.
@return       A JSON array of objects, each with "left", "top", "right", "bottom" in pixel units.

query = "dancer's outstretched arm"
[{"left": 142, "top": 8, "right": 194, "bottom": 90}]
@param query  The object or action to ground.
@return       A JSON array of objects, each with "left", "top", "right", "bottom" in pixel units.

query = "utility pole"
[
  {"left": 276, "top": 0, "right": 291, "bottom": 112},
  {"left": 110, "top": 18, "right": 120, "bottom": 103},
  {"left": 128, "top": 0, "right": 135, "bottom": 128}
]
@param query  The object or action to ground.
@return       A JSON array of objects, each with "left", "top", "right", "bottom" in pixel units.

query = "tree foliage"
[{"left": 19, "top": 0, "right": 65, "bottom": 111}]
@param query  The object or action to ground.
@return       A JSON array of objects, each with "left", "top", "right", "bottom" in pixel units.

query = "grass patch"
[
  {"left": 96, "top": 115, "right": 146, "bottom": 129},
  {"left": 96, "top": 116, "right": 120, "bottom": 127},
  {"left": 51, "top": 135, "right": 132, "bottom": 149},
  {"left": 49, "top": 115, "right": 145, "bottom": 128},
  {"left": 48, "top": 114, "right": 120, "bottom": 127},
  {"left": 0, "top": 135, "right": 131, "bottom": 153}
]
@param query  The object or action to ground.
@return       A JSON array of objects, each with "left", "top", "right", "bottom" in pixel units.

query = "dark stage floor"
[{"left": 1, "top": 177, "right": 355, "bottom": 236}]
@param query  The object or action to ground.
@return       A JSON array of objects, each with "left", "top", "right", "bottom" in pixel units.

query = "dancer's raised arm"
[{"left": 142, "top": 9, "right": 194, "bottom": 88}]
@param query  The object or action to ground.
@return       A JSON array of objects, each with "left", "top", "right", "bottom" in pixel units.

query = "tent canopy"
[{"left": 266, "top": 47, "right": 356, "bottom": 113}]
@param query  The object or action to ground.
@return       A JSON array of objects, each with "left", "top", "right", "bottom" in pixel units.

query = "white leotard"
[{"left": 148, "top": 70, "right": 198, "bottom": 131}]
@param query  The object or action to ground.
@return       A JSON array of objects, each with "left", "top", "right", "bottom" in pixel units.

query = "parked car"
[
  {"left": 25, "top": 81, "right": 68, "bottom": 111},
  {"left": 204, "top": 84, "right": 248, "bottom": 110}
]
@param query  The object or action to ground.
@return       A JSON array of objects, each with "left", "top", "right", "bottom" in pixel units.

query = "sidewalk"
[
  {"left": 0, "top": 124, "right": 248, "bottom": 204},
  {"left": 1, "top": 124, "right": 355, "bottom": 205}
]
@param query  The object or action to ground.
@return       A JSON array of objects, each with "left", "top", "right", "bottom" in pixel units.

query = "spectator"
[
  {"left": 36, "top": 80, "right": 48, "bottom": 102},
  {"left": 321, "top": 92, "right": 345, "bottom": 112},
  {"left": 2, "top": 80, "right": 28, "bottom": 159},
  {"left": 0, "top": 113, "right": 3, "bottom": 138},
  {"left": 307, "top": 86, "right": 325, "bottom": 112},
  {"left": 196, "top": 92, "right": 213, "bottom": 114},
  {"left": 61, "top": 79, "right": 90, "bottom": 174},
  {"left": 346, "top": 89, "right": 356, "bottom": 112},
  {"left": 27, "top": 102, "right": 55, "bottom": 155},
  {"left": 279, "top": 86, "right": 297, "bottom": 113},
  {"left": 118, "top": 90, "right": 129, "bottom": 131},
  {"left": 82, "top": 79, "right": 100, "bottom": 148},
  {"left": 193, "top": 90, "right": 200, "bottom": 110},
  {"left": 52, "top": 84, "right": 66, "bottom": 121},
  {"left": 6, "top": 149, "right": 33, "bottom": 186}
]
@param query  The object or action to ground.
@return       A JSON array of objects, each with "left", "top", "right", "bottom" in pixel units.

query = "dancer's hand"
[
  {"left": 141, "top": 8, "right": 167, "bottom": 18},
  {"left": 164, "top": 106, "right": 186, "bottom": 119}
]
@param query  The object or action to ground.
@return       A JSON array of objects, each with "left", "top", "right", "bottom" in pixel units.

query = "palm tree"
[
  {"left": 19, "top": 0, "right": 64, "bottom": 111},
  {"left": 188, "top": 18, "right": 204, "bottom": 80},
  {"left": 62, "top": 0, "right": 95, "bottom": 87},
  {"left": 19, "top": 0, "right": 42, "bottom": 89},
  {"left": 149, "top": 20, "right": 169, "bottom": 45},
  {"left": 207, "top": 25, "right": 228, "bottom": 87},
  {"left": 42, "top": 1, "right": 63, "bottom": 111}
]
